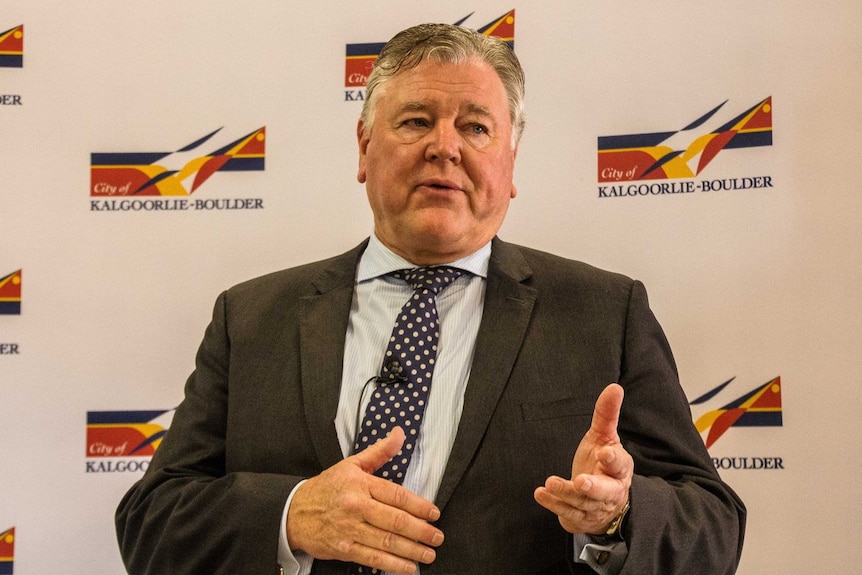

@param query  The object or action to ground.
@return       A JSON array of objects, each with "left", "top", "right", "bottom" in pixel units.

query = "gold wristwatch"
[
  {"left": 590, "top": 497, "right": 630, "bottom": 543},
  {"left": 604, "top": 498, "right": 630, "bottom": 538}
]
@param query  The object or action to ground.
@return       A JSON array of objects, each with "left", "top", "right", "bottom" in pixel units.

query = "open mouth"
[{"left": 420, "top": 179, "right": 461, "bottom": 192}]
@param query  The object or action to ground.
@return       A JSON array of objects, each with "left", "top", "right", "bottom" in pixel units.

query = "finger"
[
  {"left": 345, "top": 484, "right": 443, "bottom": 571},
  {"left": 542, "top": 476, "right": 580, "bottom": 503},
  {"left": 534, "top": 481, "right": 619, "bottom": 535},
  {"left": 347, "top": 541, "right": 420, "bottom": 575},
  {"left": 350, "top": 427, "right": 406, "bottom": 474},
  {"left": 594, "top": 444, "right": 631, "bottom": 480},
  {"left": 533, "top": 485, "right": 596, "bottom": 533},
  {"left": 365, "top": 505, "right": 443, "bottom": 552},
  {"left": 367, "top": 475, "right": 441, "bottom": 523},
  {"left": 363, "top": 480, "right": 444, "bottom": 545},
  {"left": 539, "top": 476, "right": 608, "bottom": 514},
  {"left": 573, "top": 473, "right": 626, "bottom": 508},
  {"left": 354, "top": 504, "right": 442, "bottom": 562},
  {"left": 590, "top": 383, "right": 623, "bottom": 442},
  {"left": 533, "top": 483, "right": 579, "bottom": 520}
]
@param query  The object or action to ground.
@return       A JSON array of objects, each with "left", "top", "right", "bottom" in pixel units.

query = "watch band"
[
  {"left": 604, "top": 497, "right": 630, "bottom": 538},
  {"left": 588, "top": 497, "right": 630, "bottom": 545}
]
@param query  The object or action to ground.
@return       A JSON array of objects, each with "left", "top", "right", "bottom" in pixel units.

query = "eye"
[
  {"left": 402, "top": 118, "right": 430, "bottom": 128},
  {"left": 467, "top": 124, "right": 487, "bottom": 135}
]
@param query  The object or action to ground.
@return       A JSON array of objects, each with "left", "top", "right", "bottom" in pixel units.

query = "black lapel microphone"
[
  {"left": 352, "top": 359, "right": 408, "bottom": 453},
  {"left": 377, "top": 359, "right": 407, "bottom": 384}
]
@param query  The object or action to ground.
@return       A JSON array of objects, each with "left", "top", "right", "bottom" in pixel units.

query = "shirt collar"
[{"left": 357, "top": 234, "right": 491, "bottom": 283}]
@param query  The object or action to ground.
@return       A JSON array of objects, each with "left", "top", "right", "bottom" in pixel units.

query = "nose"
[{"left": 424, "top": 123, "right": 461, "bottom": 164}]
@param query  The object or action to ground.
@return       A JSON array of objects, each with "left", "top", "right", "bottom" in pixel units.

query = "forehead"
[{"left": 378, "top": 59, "right": 509, "bottom": 117}]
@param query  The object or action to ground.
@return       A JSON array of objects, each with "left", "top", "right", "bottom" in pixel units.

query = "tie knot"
[{"left": 393, "top": 266, "right": 464, "bottom": 294}]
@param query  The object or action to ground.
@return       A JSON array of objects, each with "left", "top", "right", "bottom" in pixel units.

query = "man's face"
[{"left": 357, "top": 59, "right": 518, "bottom": 264}]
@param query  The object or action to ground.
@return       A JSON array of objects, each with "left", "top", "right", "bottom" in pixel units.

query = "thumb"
[
  {"left": 590, "top": 383, "right": 623, "bottom": 442},
  {"left": 350, "top": 427, "right": 406, "bottom": 474}
]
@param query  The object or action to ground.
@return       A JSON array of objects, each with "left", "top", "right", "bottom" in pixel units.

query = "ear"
[
  {"left": 357, "top": 119, "right": 369, "bottom": 183},
  {"left": 510, "top": 145, "right": 519, "bottom": 198}
]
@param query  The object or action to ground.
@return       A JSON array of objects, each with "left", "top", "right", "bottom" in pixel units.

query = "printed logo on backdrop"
[
  {"left": 0, "top": 25, "right": 24, "bottom": 108},
  {"left": 0, "top": 25, "right": 23, "bottom": 67},
  {"left": 85, "top": 410, "right": 174, "bottom": 473},
  {"left": 344, "top": 9, "right": 515, "bottom": 101},
  {"left": 597, "top": 97, "right": 773, "bottom": 198},
  {"left": 0, "top": 527, "right": 13, "bottom": 575},
  {"left": 0, "top": 270, "right": 21, "bottom": 315},
  {"left": 690, "top": 376, "right": 784, "bottom": 471},
  {"left": 90, "top": 127, "right": 266, "bottom": 212},
  {"left": 0, "top": 270, "right": 21, "bottom": 357}
]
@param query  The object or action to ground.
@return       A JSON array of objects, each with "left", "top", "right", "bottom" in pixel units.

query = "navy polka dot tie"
[{"left": 353, "top": 266, "right": 464, "bottom": 485}]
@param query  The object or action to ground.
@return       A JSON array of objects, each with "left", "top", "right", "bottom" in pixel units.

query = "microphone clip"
[{"left": 378, "top": 359, "right": 407, "bottom": 384}]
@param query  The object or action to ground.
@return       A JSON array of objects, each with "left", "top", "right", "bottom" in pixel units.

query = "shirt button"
[{"left": 596, "top": 550, "right": 610, "bottom": 565}]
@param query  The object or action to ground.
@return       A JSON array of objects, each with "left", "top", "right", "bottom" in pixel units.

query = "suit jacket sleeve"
[
  {"left": 411, "top": 241, "right": 745, "bottom": 575},
  {"left": 613, "top": 280, "right": 746, "bottom": 574},
  {"left": 116, "top": 287, "right": 304, "bottom": 575}
]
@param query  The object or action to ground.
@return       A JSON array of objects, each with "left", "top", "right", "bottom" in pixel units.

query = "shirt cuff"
[
  {"left": 572, "top": 533, "right": 628, "bottom": 575},
  {"left": 278, "top": 480, "right": 314, "bottom": 574}
]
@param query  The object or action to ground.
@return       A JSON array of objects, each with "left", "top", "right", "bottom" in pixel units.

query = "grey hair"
[{"left": 360, "top": 23, "right": 526, "bottom": 148}]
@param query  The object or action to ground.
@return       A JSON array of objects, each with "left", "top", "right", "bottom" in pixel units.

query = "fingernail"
[
  {"left": 431, "top": 531, "right": 445, "bottom": 546},
  {"left": 428, "top": 507, "right": 441, "bottom": 521},
  {"left": 581, "top": 479, "right": 592, "bottom": 492}
]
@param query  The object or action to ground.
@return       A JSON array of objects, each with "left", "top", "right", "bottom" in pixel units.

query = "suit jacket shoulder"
[
  {"left": 492, "top": 238, "right": 636, "bottom": 293},
  {"left": 224, "top": 240, "right": 367, "bottom": 305}
]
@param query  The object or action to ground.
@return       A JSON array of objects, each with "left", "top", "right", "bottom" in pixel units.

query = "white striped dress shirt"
[{"left": 281, "top": 235, "right": 490, "bottom": 575}]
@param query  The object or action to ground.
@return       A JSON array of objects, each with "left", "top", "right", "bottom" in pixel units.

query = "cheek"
[
  {"left": 474, "top": 165, "right": 515, "bottom": 206},
  {"left": 366, "top": 145, "right": 408, "bottom": 183},
  {"left": 370, "top": 162, "right": 399, "bottom": 188},
  {"left": 366, "top": 175, "right": 405, "bottom": 217}
]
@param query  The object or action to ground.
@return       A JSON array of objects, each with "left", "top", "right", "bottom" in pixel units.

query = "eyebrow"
[
  {"left": 394, "top": 101, "right": 494, "bottom": 119},
  {"left": 395, "top": 101, "right": 431, "bottom": 115},
  {"left": 464, "top": 103, "right": 493, "bottom": 118}
]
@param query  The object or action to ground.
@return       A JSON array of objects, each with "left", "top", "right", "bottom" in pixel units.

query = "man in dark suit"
[{"left": 116, "top": 23, "right": 745, "bottom": 575}]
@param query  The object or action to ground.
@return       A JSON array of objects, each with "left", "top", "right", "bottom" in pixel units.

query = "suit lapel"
[
  {"left": 300, "top": 241, "right": 367, "bottom": 470},
  {"left": 434, "top": 239, "right": 537, "bottom": 511}
]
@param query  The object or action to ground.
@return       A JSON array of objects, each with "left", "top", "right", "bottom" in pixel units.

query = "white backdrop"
[{"left": 1, "top": 1, "right": 860, "bottom": 573}]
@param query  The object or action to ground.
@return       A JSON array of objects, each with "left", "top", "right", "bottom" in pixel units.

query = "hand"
[
  {"left": 534, "top": 383, "right": 633, "bottom": 535},
  {"left": 286, "top": 427, "right": 444, "bottom": 574}
]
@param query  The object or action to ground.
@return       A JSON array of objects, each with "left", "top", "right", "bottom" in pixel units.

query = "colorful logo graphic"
[
  {"left": 0, "top": 25, "right": 23, "bottom": 68},
  {"left": 0, "top": 270, "right": 22, "bottom": 315},
  {"left": 86, "top": 410, "right": 173, "bottom": 457},
  {"left": 691, "top": 376, "right": 783, "bottom": 448},
  {"left": 0, "top": 527, "right": 13, "bottom": 575},
  {"left": 91, "top": 126, "right": 265, "bottom": 197},
  {"left": 598, "top": 97, "right": 772, "bottom": 182},
  {"left": 345, "top": 10, "right": 515, "bottom": 88}
]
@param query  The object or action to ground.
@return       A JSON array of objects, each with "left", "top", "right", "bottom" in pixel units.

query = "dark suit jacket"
[{"left": 116, "top": 238, "right": 745, "bottom": 575}]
